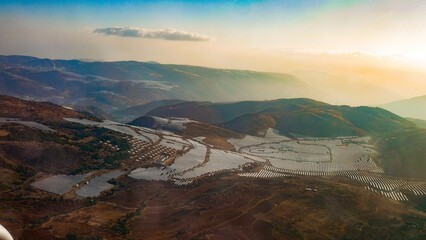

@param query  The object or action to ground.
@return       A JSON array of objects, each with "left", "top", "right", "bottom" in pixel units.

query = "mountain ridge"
[
  {"left": 0, "top": 55, "right": 318, "bottom": 113},
  {"left": 0, "top": 55, "right": 412, "bottom": 114},
  {"left": 146, "top": 98, "right": 414, "bottom": 138},
  {"left": 381, "top": 95, "right": 426, "bottom": 120}
]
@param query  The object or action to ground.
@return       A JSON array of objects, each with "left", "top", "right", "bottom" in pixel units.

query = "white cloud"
[{"left": 93, "top": 27, "right": 213, "bottom": 42}]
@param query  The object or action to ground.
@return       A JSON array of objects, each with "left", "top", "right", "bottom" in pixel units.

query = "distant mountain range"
[
  {"left": 0, "top": 55, "right": 408, "bottom": 115},
  {"left": 380, "top": 95, "right": 426, "bottom": 120},
  {"left": 0, "top": 55, "right": 317, "bottom": 113}
]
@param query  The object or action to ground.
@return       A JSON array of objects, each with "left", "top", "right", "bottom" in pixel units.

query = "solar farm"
[
  {"left": 75, "top": 170, "right": 123, "bottom": 198},
  {"left": 31, "top": 173, "right": 92, "bottom": 195},
  {"left": 29, "top": 118, "right": 426, "bottom": 203}
]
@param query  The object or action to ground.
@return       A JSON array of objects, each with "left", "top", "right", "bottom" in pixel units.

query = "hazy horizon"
[{"left": 2, "top": 0, "right": 426, "bottom": 102}]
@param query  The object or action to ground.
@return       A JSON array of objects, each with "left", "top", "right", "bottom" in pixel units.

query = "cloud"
[{"left": 93, "top": 27, "right": 213, "bottom": 42}]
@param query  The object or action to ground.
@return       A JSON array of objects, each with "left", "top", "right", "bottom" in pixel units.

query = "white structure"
[{"left": 76, "top": 170, "right": 123, "bottom": 198}]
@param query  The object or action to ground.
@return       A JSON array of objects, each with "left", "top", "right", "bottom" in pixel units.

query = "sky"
[{"left": 1, "top": 0, "right": 426, "bottom": 98}]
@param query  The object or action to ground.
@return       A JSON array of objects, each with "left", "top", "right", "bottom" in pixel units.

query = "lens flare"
[{"left": 0, "top": 224, "right": 13, "bottom": 240}]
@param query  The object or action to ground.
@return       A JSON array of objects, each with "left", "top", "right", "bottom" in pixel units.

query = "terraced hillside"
[{"left": 0, "top": 95, "right": 85, "bottom": 122}]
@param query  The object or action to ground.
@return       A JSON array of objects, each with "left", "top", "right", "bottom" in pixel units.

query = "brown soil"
[
  {"left": 203, "top": 136, "right": 236, "bottom": 151},
  {"left": 0, "top": 141, "right": 80, "bottom": 173},
  {"left": 0, "top": 95, "right": 86, "bottom": 122},
  {"left": 2, "top": 175, "right": 426, "bottom": 240},
  {"left": 44, "top": 202, "right": 135, "bottom": 234}
]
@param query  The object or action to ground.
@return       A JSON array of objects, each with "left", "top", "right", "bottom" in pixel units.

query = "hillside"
[
  {"left": 0, "top": 71, "right": 60, "bottom": 98},
  {"left": 111, "top": 99, "right": 186, "bottom": 123},
  {"left": 377, "top": 128, "right": 426, "bottom": 179},
  {"left": 381, "top": 95, "right": 426, "bottom": 120},
  {"left": 147, "top": 98, "right": 414, "bottom": 137},
  {"left": 0, "top": 95, "right": 85, "bottom": 122},
  {"left": 221, "top": 105, "right": 415, "bottom": 137},
  {"left": 0, "top": 97, "right": 132, "bottom": 203},
  {"left": 147, "top": 98, "right": 328, "bottom": 123},
  {"left": 407, "top": 118, "right": 426, "bottom": 129},
  {"left": 128, "top": 116, "right": 243, "bottom": 150}
]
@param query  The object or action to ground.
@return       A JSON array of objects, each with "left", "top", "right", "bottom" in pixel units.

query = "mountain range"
[
  {"left": 0, "top": 55, "right": 315, "bottom": 113},
  {"left": 0, "top": 55, "right": 411, "bottom": 116}
]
